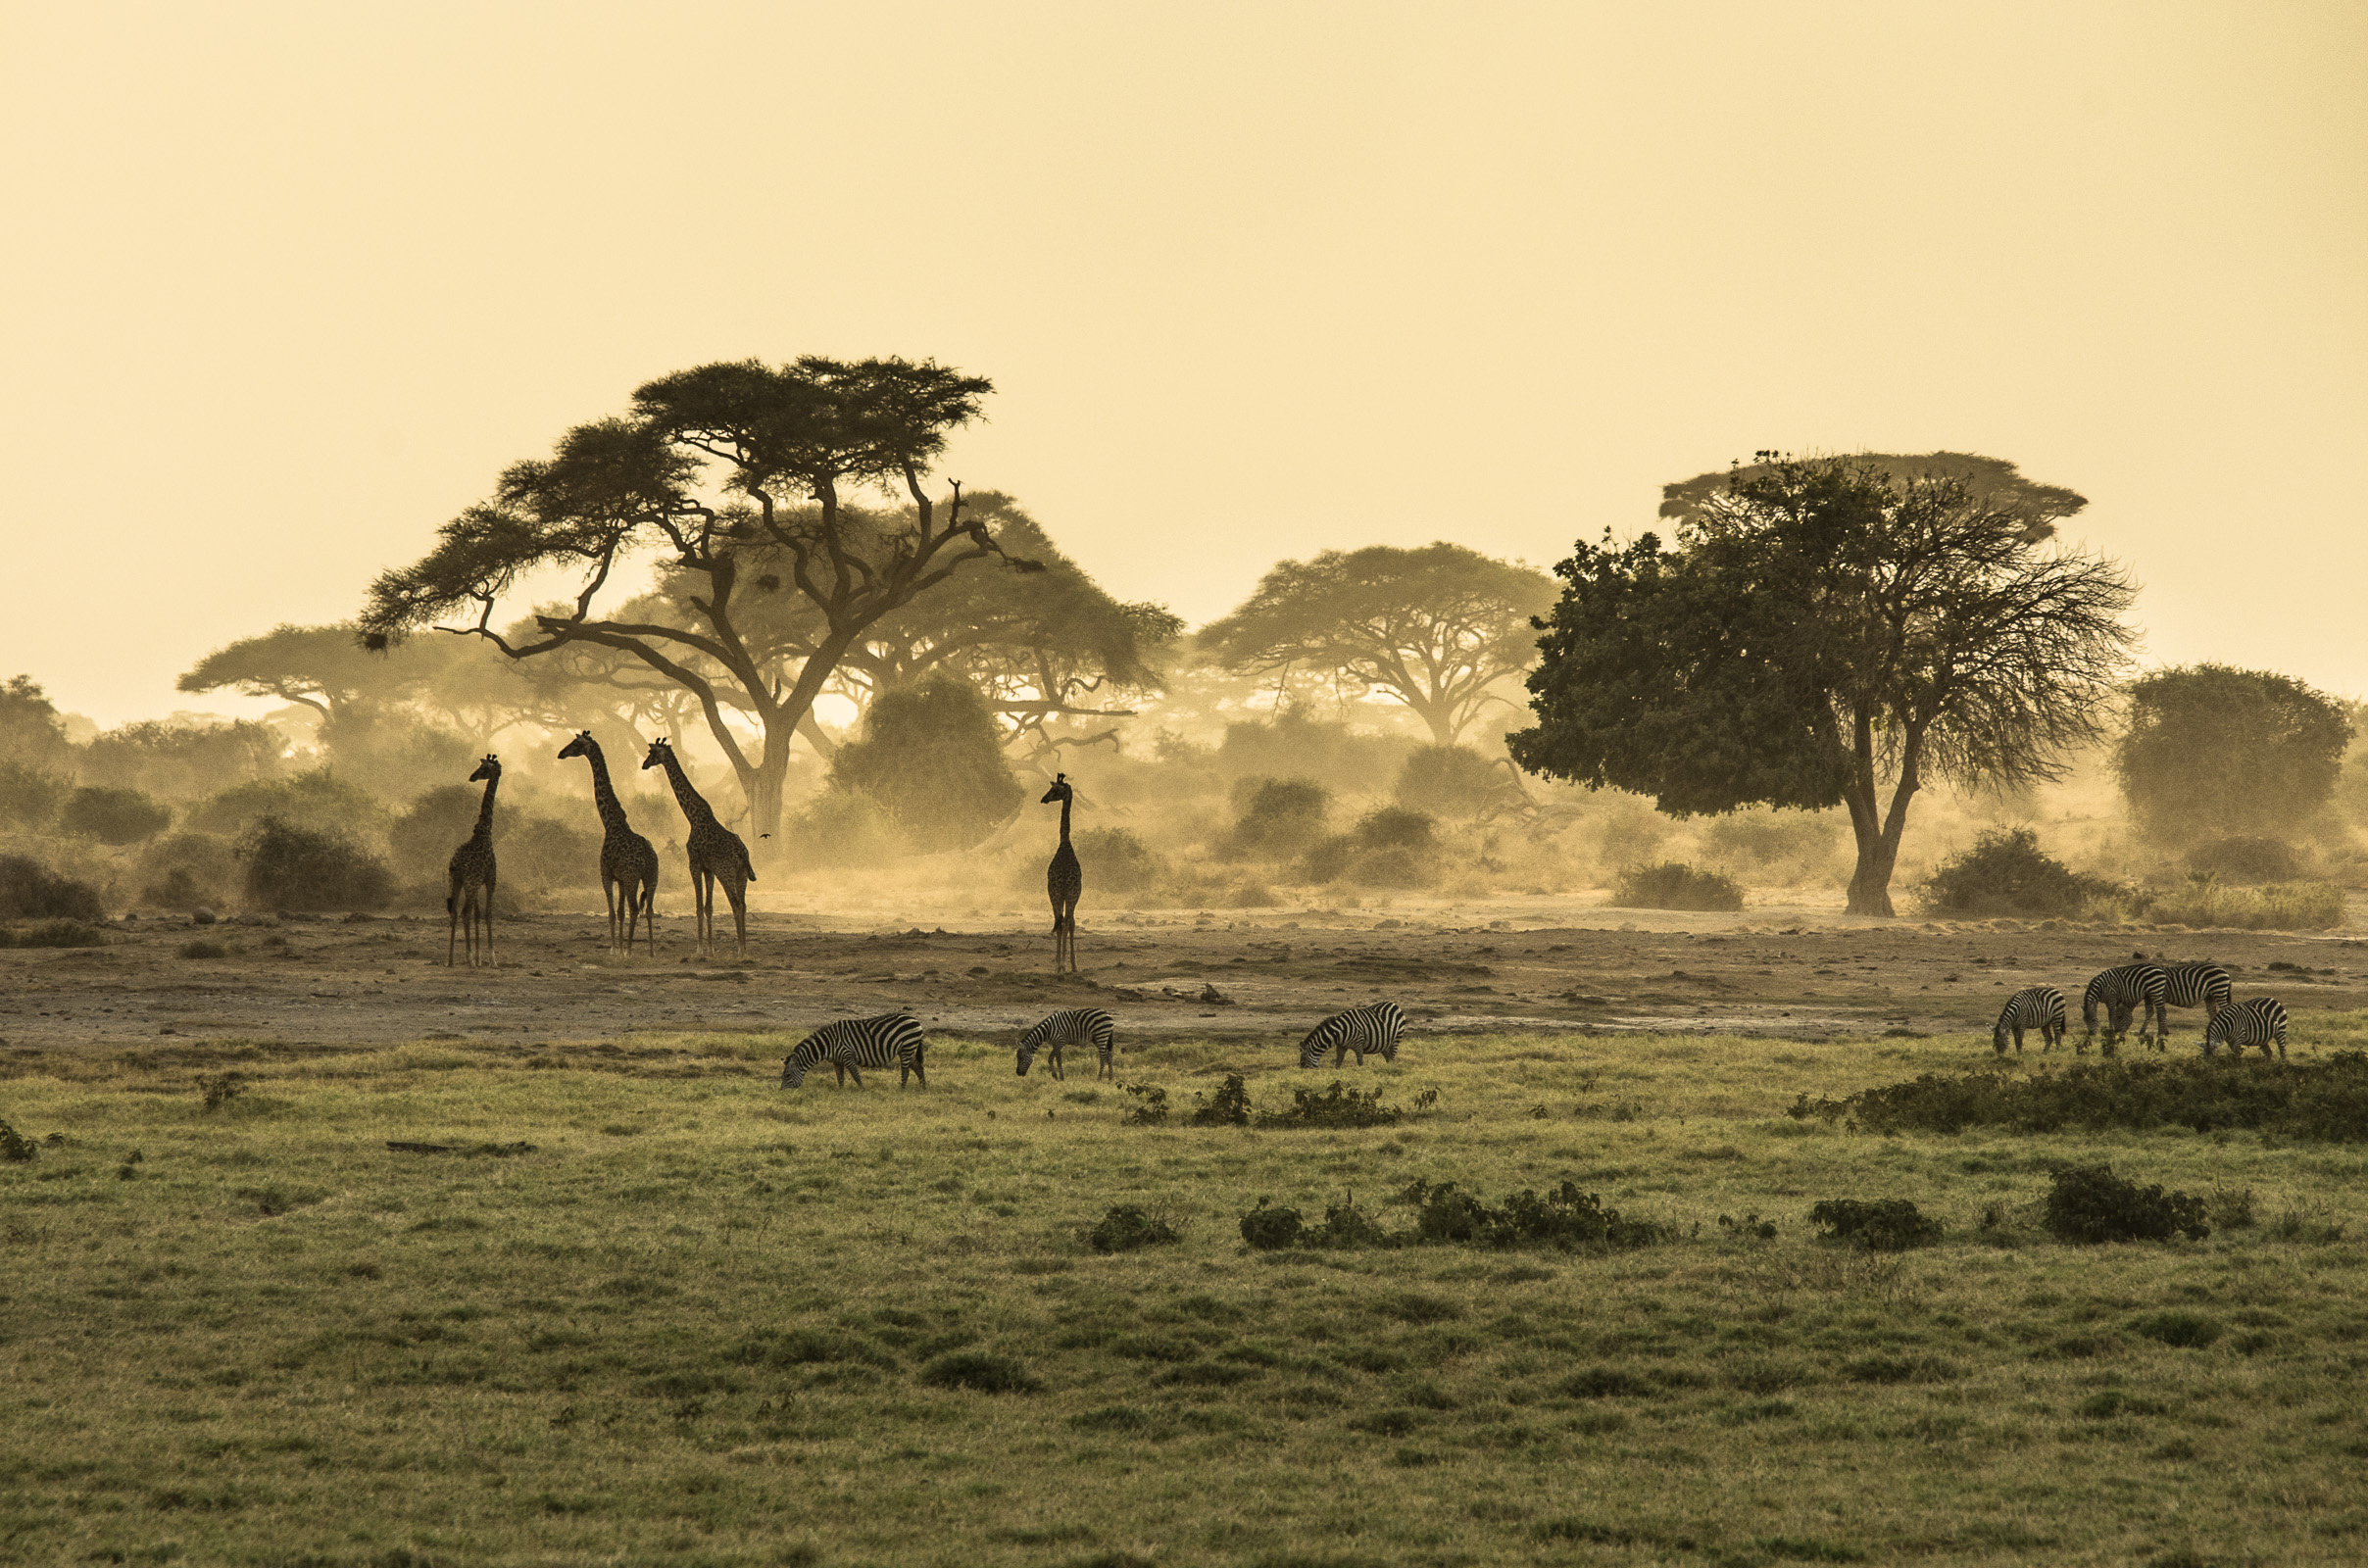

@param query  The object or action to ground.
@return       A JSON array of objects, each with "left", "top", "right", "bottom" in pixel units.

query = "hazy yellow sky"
[{"left": 3, "top": 1, "right": 2362, "bottom": 726}]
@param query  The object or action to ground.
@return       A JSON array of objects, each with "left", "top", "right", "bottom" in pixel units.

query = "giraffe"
[
  {"left": 557, "top": 731, "right": 660, "bottom": 956},
  {"left": 1042, "top": 772, "right": 1082, "bottom": 974},
  {"left": 641, "top": 738, "right": 755, "bottom": 958},
  {"left": 447, "top": 755, "right": 501, "bottom": 968}
]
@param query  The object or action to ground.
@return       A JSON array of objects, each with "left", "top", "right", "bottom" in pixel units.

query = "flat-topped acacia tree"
[{"left": 357, "top": 356, "right": 1037, "bottom": 839}]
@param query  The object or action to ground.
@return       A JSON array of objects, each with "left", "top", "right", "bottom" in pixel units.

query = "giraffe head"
[
  {"left": 557, "top": 731, "right": 596, "bottom": 761},
  {"left": 468, "top": 755, "right": 502, "bottom": 784},
  {"left": 1040, "top": 771, "right": 1072, "bottom": 807},
  {"left": 642, "top": 738, "right": 675, "bottom": 773}
]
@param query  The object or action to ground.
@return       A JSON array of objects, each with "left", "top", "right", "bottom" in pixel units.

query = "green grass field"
[{"left": 7, "top": 1021, "right": 2368, "bottom": 1567}]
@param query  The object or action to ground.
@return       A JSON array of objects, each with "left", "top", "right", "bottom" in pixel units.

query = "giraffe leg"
[
  {"left": 726, "top": 876, "right": 749, "bottom": 958},
  {"left": 641, "top": 882, "right": 658, "bottom": 957},
  {"left": 483, "top": 875, "right": 496, "bottom": 967},
  {"left": 447, "top": 891, "right": 459, "bottom": 967}
]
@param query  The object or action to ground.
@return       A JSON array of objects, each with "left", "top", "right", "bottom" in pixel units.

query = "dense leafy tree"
[
  {"left": 1510, "top": 454, "right": 2137, "bottom": 915},
  {"left": 80, "top": 719, "right": 285, "bottom": 800},
  {"left": 824, "top": 676, "right": 1023, "bottom": 850},
  {"left": 0, "top": 676, "right": 74, "bottom": 769},
  {"left": 1659, "top": 451, "right": 2088, "bottom": 542},
  {"left": 59, "top": 787, "right": 173, "bottom": 845},
  {"left": 2114, "top": 664, "right": 2350, "bottom": 842},
  {"left": 1201, "top": 543, "right": 1554, "bottom": 745},
  {"left": 359, "top": 355, "right": 1035, "bottom": 840}
]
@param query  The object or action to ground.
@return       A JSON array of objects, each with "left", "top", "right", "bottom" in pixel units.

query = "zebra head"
[
  {"left": 1296, "top": 1026, "right": 1329, "bottom": 1069},
  {"left": 1014, "top": 1028, "right": 1040, "bottom": 1076},
  {"left": 1992, "top": 1014, "right": 2012, "bottom": 1054},
  {"left": 781, "top": 1039, "right": 820, "bottom": 1089}
]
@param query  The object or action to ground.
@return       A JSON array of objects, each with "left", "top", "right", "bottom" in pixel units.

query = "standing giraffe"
[
  {"left": 557, "top": 731, "right": 660, "bottom": 956},
  {"left": 641, "top": 739, "right": 755, "bottom": 958},
  {"left": 1042, "top": 772, "right": 1082, "bottom": 974},
  {"left": 447, "top": 755, "right": 501, "bottom": 968}
]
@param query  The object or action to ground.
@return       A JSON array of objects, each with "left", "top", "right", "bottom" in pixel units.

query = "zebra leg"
[
  {"left": 1050, "top": 1045, "right": 1064, "bottom": 1082},
  {"left": 845, "top": 1061, "right": 864, "bottom": 1088}
]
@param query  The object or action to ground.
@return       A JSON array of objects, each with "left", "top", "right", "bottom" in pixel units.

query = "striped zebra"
[
  {"left": 2158, "top": 962, "right": 2235, "bottom": 1039},
  {"left": 2082, "top": 964, "right": 2168, "bottom": 1048},
  {"left": 1992, "top": 987, "right": 2068, "bottom": 1054},
  {"left": 1017, "top": 1007, "right": 1116, "bottom": 1081},
  {"left": 1297, "top": 1002, "right": 1408, "bottom": 1069},
  {"left": 780, "top": 1012, "right": 928, "bottom": 1089},
  {"left": 2203, "top": 998, "right": 2289, "bottom": 1060}
]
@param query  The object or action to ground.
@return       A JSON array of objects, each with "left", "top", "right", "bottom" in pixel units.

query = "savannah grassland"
[{"left": 6, "top": 1014, "right": 2368, "bottom": 1568}]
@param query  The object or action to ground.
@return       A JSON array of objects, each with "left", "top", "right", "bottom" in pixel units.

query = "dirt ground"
[{"left": 6, "top": 893, "right": 2364, "bottom": 1059}]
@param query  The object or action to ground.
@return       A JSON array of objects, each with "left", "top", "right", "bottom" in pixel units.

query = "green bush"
[
  {"left": 502, "top": 814, "right": 604, "bottom": 892},
  {"left": 792, "top": 790, "right": 904, "bottom": 869},
  {"left": 1258, "top": 1080, "right": 1403, "bottom": 1130},
  {"left": 1808, "top": 1199, "right": 1941, "bottom": 1250},
  {"left": 1702, "top": 808, "right": 1846, "bottom": 882},
  {"left": 0, "top": 920, "right": 111, "bottom": 950},
  {"left": 1184, "top": 1075, "right": 1253, "bottom": 1127},
  {"left": 0, "top": 1118, "right": 36, "bottom": 1162},
  {"left": 59, "top": 786, "right": 173, "bottom": 845},
  {"left": 178, "top": 939, "right": 230, "bottom": 959},
  {"left": 1394, "top": 745, "right": 1519, "bottom": 819},
  {"left": 1612, "top": 861, "right": 1743, "bottom": 912},
  {"left": 1227, "top": 777, "right": 1332, "bottom": 858},
  {"left": 1794, "top": 1054, "right": 2368, "bottom": 1143},
  {"left": 1073, "top": 827, "right": 1164, "bottom": 894},
  {"left": 830, "top": 677, "right": 1024, "bottom": 851},
  {"left": 2044, "top": 1164, "right": 2209, "bottom": 1245},
  {"left": 1240, "top": 1179, "right": 1667, "bottom": 1254},
  {"left": 2188, "top": 835, "right": 2306, "bottom": 883},
  {"left": 1086, "top": 1205, "right": 1180, "bottom": 1253},
  {"left": 0, "top": 762, "right": 70, "bottom": 831},
  {"left": 1920, "top": 827, "right": 2118, "bottom": 917},
  {"left": 1118, "top": 1084, "right": 1169, "bottom": 1126},
  {"left": 1239, "top": 1199, "right": 1304, "bottom": 1250},
  {"left": 0, "top": 856, "right": 102, "bottom": 921},
  {"left": 238, "top": 817, "right": 395, "bottom": 912},
  {"left": 2143, "top": 879, "right": 2344, "bottom": 931},
  {"left": 138, "top": 832, "right": 236, "bottom": 909}
]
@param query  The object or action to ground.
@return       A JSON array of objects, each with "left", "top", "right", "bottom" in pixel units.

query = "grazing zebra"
[
  {"left": 780, "top": 1012, "right": 928, "bottom": 1089},
  {"left": 1993, "top": 987, "right": 2068, "bottom": 1054},
  {"left": 2203, "top": 998, "right": 2289, "bottom": 1060},
  {"left": 1016, "top": 1007, "right": 1116, "bottom": 1082},
  {"left": 2082, "top": 963, "right": 2169, "bottom": 1048},
  {"left": 1297, "top": 1002, "right": 1408, "bottom": 1069},
  {"left": 2158, "top": 962, "right": 2235, "bottom": 1039}
]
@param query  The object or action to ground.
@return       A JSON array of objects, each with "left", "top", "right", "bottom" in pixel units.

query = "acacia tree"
[
  {"left": 1200, "top": 542, "right": 1554, "bottom": 745},
  {"left": 2114, "top": 664, "right": 2350, "bottom": 843},
  {"left": 359, "top": 356, "right": 1035, "bottom": 838},
  {"left": 1509, "top": 454, "right": 2138, "bottom": 915}
]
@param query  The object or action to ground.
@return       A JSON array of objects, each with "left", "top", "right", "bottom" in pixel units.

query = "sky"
[{"left": 2, "top": 0, "right": 2362, "bottom": 727}]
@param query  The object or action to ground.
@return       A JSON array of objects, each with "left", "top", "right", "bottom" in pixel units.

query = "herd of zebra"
[
  {"left": 776, "top": 1001, "right": 1411, "bottom": 1090},
  {"left": 1994, "top": 960, "right": 2291, "bottom": 1059}
]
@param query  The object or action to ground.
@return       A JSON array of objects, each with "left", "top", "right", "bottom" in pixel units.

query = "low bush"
[
  {"left": 918, "top": 1351, "right": 1041, "bottom": 1394},
  {"left": 2188, "top": 835, "right": 2306, "bottom": 883},
  {"left": 790, "top": 790, "right": 903, "bottom": 870},
  {"left": 139, "top": 831, "right": 237, "bottom": 909},
  {"left": 1921, "top": 828, "right": 2121, "bottom": 918},
  {"left": 2043, "top": 1164, "right": 2209, "bottom": 1245},
  {"left": 59, "top": 786, "right": 173, "bottom": 845},
  {"left": 0, "top": 856, "right": 103, "bottom": 921},
  {"left": 1258, "top": 1080, "right": 1403, "bottom": 1130},
  {"left": 238, "top": 817, "right": 395, "bottom": 912},
  {"left": 0, "top": 920, "right": 112, "bottom": 950},
  {"left": 179, "top": 939, "right": 230, "bottom": 959},
  {"left": 0, "top": 762, "right": 70, "bottom": 831},
  {"left": 1227, "top": 777, "right": 1331, "bottom": 858},
  {"left": 1612, "top": 861, "right": 1743, "bottom": 912},
  {"left": 1702, "top": 808, "right": 1846, "bottom": 883},
  {"left": 1394, "top": 746, "right": 1520, "bottom": 820},
  {"left": 1074, "top": 827, "right": 1165, "bottom": 894},
  {"left": 1239, "top": 1199, "right": 1305, "bottom": 1250},
  {"left": 1808, "top": 1199, "right": 1942, "bottom": 1250},
  {"left": 1118, "top": 1084, "right": 1169, "bottom": 1126},
  {"left": 0, "top": 1117, "right": 37, "bottom": 1162},
  {"left": 1793, "top": 1053, "right": 2368, "bottom": 1143},
  {"left": 2142, "top": 879, "right": 2344, "bottom": 931},
  {"left": 1240, "top": 1180, "right": 1667, "bottom": 1254},
  {"left": 1185, "top": 1075, "right": 1253, "bottom": 1127},
  {"left": 1087, "top": 1205, "right": 1180, "bottom": 1253}
]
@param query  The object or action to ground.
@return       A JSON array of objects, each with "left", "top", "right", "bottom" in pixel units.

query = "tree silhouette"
[{"left": 2114, "top": 664, "right": 2350, "bottom": 844}]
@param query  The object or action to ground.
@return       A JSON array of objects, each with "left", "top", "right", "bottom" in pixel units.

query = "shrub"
[
  {"left": 1240, "top": 1199, "right": 1304, "bottom": 1250},
  {"left": 2043, "top": 1164, "right": 2209, "bottom": 1245},
  {"left": 1356, "top": 807, "right": 1436, "bottom": 852},
  {"left": 389, "top": 785, "right": 491, "bottom": 881},
  {"left": 1258, "top": 1080, "right": 1403, "bottom": 1130},
  {"left": 1087, "top": 1205, "right": 1180, "bottom": 1253},
  {"left": 1810, "top": 1054, "right": 2368, "bottom": 1143},
  {"left": 1074, "top": 827, "right": 1164, "bottom": 894},
  {"left": 1394, "top": 745, "right": 1520, "bottom": 819},
  {"left": 189, "top": 768, "right": 386, "bottom": 840},
  {"left": 0, "top": 856, "right": 102, "bottom": 921},
  {"left": 1808, "top": 1199, "right": 1942, "bottom": 1251},
  {"left": 1613, "top": 861, "right": 1743, "bottom": 912},
  {"left": 1400, "top": 1179, "right": 1668, "bottom": 1251},
  {"left": 1702, "top": 808, "right": 1846, "bottom": 883},
  {"left": 1118, "top": 1084, "right": 1170, "bottom": 1126},
  {"left": 0, "top": 1117, "right": 38, "bottom": 1161},
  {"left": 179, "top": 939, "right": 229, "bottom": 959},
  {"left": 918, "top": 1351, "right": 1041, "bottom": 1394},
  {"left": 0, "top": 762, "right": 70, "bottom": 831},
  {"left": 789, "top": 789, "right": 903, "bottom": 870},
  {"left": 200, "top": 1073, "right": 248, "bottom": 1111},
  {"left": 58, "top": 786, "right": 173, "bottom": 845},
  {"left": 238, "top": 817, "right": 396, "bottom": 912},
  {"left": 2188, "top": 835, "right": 2306, "bottom": 883},
  {"left": 82, "top": 717, "right": 283, "bottom": 801},
  {"left": 1185, "top": 1075, "right": 1253, "bottom": 1127},
  {"left": 502, "top": 813, "right": 604, "bottom": 892},
  {"left": 2143, "top": 880, "right": 2344, "bottom": 931},
  {"left": 1302, "top": 1192, "right": 1392, "bottom": 1249},
  {"left": 829, "top": 677, "right": 1024, "bottom": 851},
  {"left": 1227, "top": 777, "right": 1332, "bottom": 858},
  {"left": 0, "top": 920, "right": 111, "bottom": 950},
  {"left": 1920, "top": 827, "right": 2118, "bottom": 917}
]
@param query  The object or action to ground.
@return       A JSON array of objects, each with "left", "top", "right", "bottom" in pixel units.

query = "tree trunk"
[{"left": 1841, "top": 713, "right": 1924, "bottom": 917}]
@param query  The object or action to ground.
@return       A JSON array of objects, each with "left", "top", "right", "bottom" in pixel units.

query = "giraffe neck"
[
  {"left": 1059, "top": 793, "right": 1072, "bottom": 846},
  {"left": 579, "top": 741, "right": 631, "bottom": 836},
  {"left": 472, "top": 771, "right": 500, "bottom": 840},
  {"left": 660, "top": 751, "right": 717, "bottom": 830}
]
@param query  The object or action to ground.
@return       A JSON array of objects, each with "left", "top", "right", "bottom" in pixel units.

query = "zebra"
[
  {"left": 1017, "top": 1007, "right": 1116, "bottom": 1081},
  {"left": 780, "top": 1012, "right": 928, "bottom": 1089},
  {"left": 2158, "top": 962, "right": 2234, "bottom": 1040},
  {"left": 2203, "top": 998, "right": 2289, "bottom": 1060},
  {"left": 1297, "top": 1002, "right": 1408, "bottom": 1069},
  {"left": 2082, "top": 963, "right": 2168, "bottom": 1049},
  {"left": 1993, "top": 987, "right": 2068, "bottom": 1054}
]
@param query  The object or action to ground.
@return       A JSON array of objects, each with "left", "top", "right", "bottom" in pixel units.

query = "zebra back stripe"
[
  {"left": 1298, "top": 1003, "right": 1408, "bottom": 1069},
  {"left": 783, "top": 1012, "right": 928, "bottom": 1088},
  {"left": 2082, "top": 964, "right": 2167, "bottom": 1033},
  {"left": 1994, "top": 987, "right": 2067, "bottom": 1054},
  {"left": 2204, "top": 998, "right": 2289, "bottom": 1059},
  {"left": 2160, "top": 963, "right": 2234, "bottom": 1013},
  {"left": 1017, "top": 1007, "right": 1116, "bottom": 1079}
]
